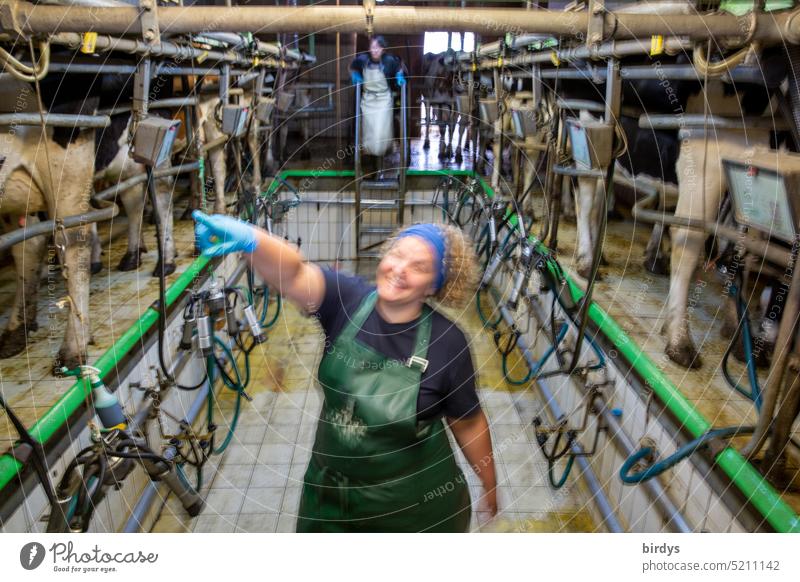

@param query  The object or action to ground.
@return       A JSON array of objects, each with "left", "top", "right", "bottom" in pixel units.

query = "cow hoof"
[
  {"left": 730, "top": 334, "right": 772, "bottom": 368},
  {"left": 665, "top": 341, "right": 702, "bottom": 369},
  {"left": 423, "top": 140, "right": 430, "bottom": 150},
  {"left": 643, "top": 254, "right": 669, "bottom": 276},
  {"left": 720, "top": 316, "right": 738, "bottom": 340},
  {"left": 455, "top": 151, "right": 463, "bottom": 163},
  {"left": 446, "top": 146, "right": 453, "bottom": 158},
  {"left": 180, "top": 205, "right": 196, "bottom": 221},
  {"left": 53, "top": 349, "right": 86, "bottom": 376},
  {"left": 464, "top": 143, "right": 470, "bottom": 153},
  {"left": 90, "top": 261, "right": 103, "bottom": 275},
  {"left": 576, "top": 259, "right": 601, "bottom": 281},
  {"left": 152, "top": 261, "right": 176, "bottom": 278},
  {"left": 117, "top": 250, "right": 143, "bottom": 271},
  {"left": 0, "top": 325, "right": 35, "bottom": 359}
]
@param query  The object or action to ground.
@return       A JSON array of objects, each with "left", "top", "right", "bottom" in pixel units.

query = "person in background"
[{"left": 350, "top": 35, "right": 406, "bottom": 178}]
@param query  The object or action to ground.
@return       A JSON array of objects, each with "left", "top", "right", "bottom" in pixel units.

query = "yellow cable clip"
[
  {"left": 650, "top": 35, "right": 664, "bottom": 56},
  {"left": 196, "top": 51, "right": 209, "bottom": 64},
  {"left": 80, "top": 32, "right": 98, "bottom": 54},
  {"left": 550, "top": 51, "right": 560, "bottom": 67},
  {"left": 497, "top": 56, "right": 503, "bottom": 68}
]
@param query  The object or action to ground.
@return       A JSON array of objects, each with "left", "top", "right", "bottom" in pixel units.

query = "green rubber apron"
[{"left": 296, "top": 291, "right": 472, "bottom": 532}]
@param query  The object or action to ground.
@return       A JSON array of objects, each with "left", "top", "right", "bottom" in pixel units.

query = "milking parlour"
[{"left": 1, "top": 0, "right": 800, "bottom": 577}]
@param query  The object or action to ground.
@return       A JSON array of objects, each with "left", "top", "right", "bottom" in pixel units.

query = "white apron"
[{"left": 361, "top": 64, "right": 393, "bottom": 157}]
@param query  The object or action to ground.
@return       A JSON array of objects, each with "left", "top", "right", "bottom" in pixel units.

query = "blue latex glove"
[
  {"left": 192, "top": 210, "right": 258, "bottom": 256},
  {"left": 350, "top": 70, "right": 363, "bottom": 85},
  {"left": 396, "top": 70, "right": 406, "bottom": 87}
]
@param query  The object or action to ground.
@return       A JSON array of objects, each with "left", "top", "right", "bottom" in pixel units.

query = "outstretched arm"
[
  {"left": 193, "top": 211, "right": 325, "bottom": 313},
  {"left": 247, "top": 228, "right": 325, "bottom": 313}
]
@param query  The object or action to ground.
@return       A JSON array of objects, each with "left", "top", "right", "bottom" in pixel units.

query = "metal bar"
[
  {"left": 354, "top": 81, "right": 362, "bottom": 256},
  {"left": 97, "top": 96, "right": 198, "bottom": 116},
  {"left": 0, "top": 204, "right": 119, "bottom": 252},
  {"left": 480, "top": 38, "right": 692, "bottom": 69},
  {"left": 7, "top": 3, "right": 798, "bottom": 42},
  {"left": 46, "top": 31, "right": 280, "bottom": 68},
  {"left": 640, "top": 113, "right": 790, "bottom": 131},
  {"left": 0, "top": 112, "right": 110, "bottom": 127},
  {"left": 93, "top": 161, "right": 200, "bottom": 202},
  {"left": 535, "top": 64, "right": 778, "bottom": 83}
]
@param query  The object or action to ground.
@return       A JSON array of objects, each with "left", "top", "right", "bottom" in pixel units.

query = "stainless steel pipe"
[
  {"left": 0, "top": 112, "right": 110, "bottom": 127},
  {"left": 4, "top": 3, "right": 798, "bottom": 43}
]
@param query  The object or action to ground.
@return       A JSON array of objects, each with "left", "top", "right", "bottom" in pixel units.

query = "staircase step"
[
  {"left": 360, "top": 226, "right": 396, "bottom": 235},
  {"left": 361, "top": 179, "right": 400, "bottom": 190},
  {"left": 361, "top": 199, "right": 399, "bottom": 209}
]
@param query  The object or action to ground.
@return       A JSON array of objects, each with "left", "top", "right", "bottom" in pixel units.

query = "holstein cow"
[
  {"left": 421, "top": 52, "right": 458, "bottom": 160},
  {"left": 664, "top": 74, "right": 781, "bottom": 369},
  {"left": 551, "top": 47, "right": 787, "bottom": 369},
  {"left": 0, "top": 74, "right": 97, "bottom": 370}
]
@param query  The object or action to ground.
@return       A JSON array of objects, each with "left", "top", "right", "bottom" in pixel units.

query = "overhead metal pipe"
[
  {"left": 5, "top": 3, "right": 799, "bottom": 42},
  {"left": 478, "top": 38, "right": 692, "bottom": 69},
  {"left": 640, "top": 114, "right": 789, "bottom": 131},
  {"left": 533, "top": 64, "right": 778, "bottom": 84},
  {"left": 46, "top": 32, "right": 285, "bottom": 68},
  {"left": 0, "top": 112, "right": 110, "bottom": 127}
]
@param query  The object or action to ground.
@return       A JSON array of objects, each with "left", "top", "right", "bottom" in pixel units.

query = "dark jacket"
[{"left": 350, "top": 53, "right": 403, "bottom": 92}]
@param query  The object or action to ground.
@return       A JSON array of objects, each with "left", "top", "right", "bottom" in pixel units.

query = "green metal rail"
[{"left": 2, "top": 167, "right": 798, "bottom": 532}]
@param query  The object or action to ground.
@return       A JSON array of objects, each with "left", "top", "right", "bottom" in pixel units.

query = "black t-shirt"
[{"left": 312, "top": 267, "right": 481, "bottom": 422}]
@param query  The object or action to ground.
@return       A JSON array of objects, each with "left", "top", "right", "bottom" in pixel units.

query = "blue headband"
[{"left": 396, "top": 223, "right": 448, "bottom": 292}]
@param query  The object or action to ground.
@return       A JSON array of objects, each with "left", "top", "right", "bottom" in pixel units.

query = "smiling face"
[
  {"left": 369, "top": 38, "right": 384, "bottom": 62},
  {"left": 376, "top": 236, "right": 438, "bottom": 308}
]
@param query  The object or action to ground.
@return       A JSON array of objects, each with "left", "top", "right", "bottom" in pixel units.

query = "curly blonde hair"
[{"left": 379, "top": 223, "right": 479, "bottom": 309}]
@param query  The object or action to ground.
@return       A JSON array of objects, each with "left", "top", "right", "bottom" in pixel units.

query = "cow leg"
[
  {"left": 644, "top": 222, "right": 670, "bottom": 275},
  {"left": 574, "top": 175, "right": 602, "bottom": 280},
  {"left": 89, "top": 222, "right": 102, "bottom": 274},
  {"left": 445, "top": 106, "right": 455, "bottom": 158},
  {"left": 151, "top": 175, "right": 177, "bottom": 277},
  {"left": 0, "top": 215, "right": 46, "bottom": 359},
  {"left": 54, "top": 224, "right": 92, "bottom": 372},
  {"left": 423, "top": 101, "right": 431, "bottom": 150},
  {"left": 454, "top": 117, "right": 465, "bottom": 163},
  {"left": 117, "top": 183, "right": 148, "bottom": 271},
  {"left": 664, "top": 137, "right": 725, "bottom": 369},
  {"left": 208, "top": 143, "right": 228, "bottom": 215},
  {"left": 438, "top": 106, "right": 448, "bottom": 159}
]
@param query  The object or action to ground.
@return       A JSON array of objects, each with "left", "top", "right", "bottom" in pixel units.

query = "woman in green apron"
[
  {"left": 193, "top": 211, "right": 497, "bottom": 532},
  {"left": 350, "top": 36, "right": 406, "bottom": 175}
]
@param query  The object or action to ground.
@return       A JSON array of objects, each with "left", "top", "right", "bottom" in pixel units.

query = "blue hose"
[{"left": 620, "top": 426, "right": 755, "bottom": 484}]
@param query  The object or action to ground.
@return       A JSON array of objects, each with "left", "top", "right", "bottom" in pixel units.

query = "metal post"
[{"left": 354, "top": 82, "right": 362, "bottom": 257}]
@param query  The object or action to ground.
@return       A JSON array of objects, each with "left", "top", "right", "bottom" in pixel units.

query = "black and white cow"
[{"left": 0, "top": 73, "right": 98, "bottom": 370}]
